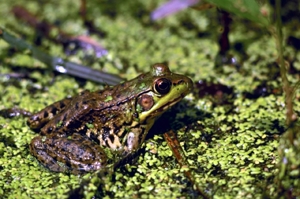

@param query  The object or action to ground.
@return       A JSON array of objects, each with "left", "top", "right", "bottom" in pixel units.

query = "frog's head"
[{"left": 136, "top": 63, "right": 193, "bottom": 125}]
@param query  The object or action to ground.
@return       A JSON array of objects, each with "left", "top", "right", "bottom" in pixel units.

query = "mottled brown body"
[{"left": 28, "top": 63, "right": 193, "bottom": 173}]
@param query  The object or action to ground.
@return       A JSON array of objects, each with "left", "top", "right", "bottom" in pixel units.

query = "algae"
[{"left": 0, "top": 0, "right": 299, "bottom": 198}]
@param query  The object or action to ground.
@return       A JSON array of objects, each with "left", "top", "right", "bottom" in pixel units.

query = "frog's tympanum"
[{"left": 28, "top": 63, "right": 193, "bottom": 173}]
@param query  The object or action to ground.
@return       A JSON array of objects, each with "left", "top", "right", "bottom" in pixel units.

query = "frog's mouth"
[
  {"left": 151, "top": 93, "right": 188, "bottom": 118},
  {"left": 139, "top": 95, "right": 183, "bottom": 123},
  {"left": 161, "top": 95, "right": 184, "bottom": 111},
  {"left": 154, "top": 87, "right": 191, "bottom": 116}
]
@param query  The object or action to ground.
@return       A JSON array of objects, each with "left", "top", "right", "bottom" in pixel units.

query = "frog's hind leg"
[
  {"left": 29, "top": 134, "right": 107, "bottom": 174},
  {"left": 27, "top": 97, "right": 73, "bottom": 130},
  {"left": 29, "top": 136, "right": 69, "bottom": 173}
]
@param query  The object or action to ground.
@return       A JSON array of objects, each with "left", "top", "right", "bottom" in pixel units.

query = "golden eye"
[{"left": 154, "top": 78, "right": 171, "bottom": 95}]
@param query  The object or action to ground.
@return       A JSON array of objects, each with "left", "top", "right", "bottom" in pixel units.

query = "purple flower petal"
[{"left": 151, "top": 0, "right": 200, "bottom": 21}]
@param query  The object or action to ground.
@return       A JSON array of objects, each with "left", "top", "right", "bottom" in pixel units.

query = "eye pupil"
[
  {"left": 155, "top": 78, "right": 171, "bottom": 94},
  {"left": 159, "top": 82, "right": 168, "bottom": 90}
]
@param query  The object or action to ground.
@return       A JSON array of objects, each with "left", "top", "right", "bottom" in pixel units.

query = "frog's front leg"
[
  {"left": 27, "top": 96, "right": 74, "bottom": 130},
  {"left": 30, "top": 133, "right": 107, "bottom": 173}
]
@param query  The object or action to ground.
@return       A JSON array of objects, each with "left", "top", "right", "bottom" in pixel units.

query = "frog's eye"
[{"left": 154, "top": 78, "right": 171, "bottom": 95}]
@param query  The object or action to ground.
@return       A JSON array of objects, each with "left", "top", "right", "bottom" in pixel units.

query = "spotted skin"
[{"left": 28, "top": 63, "right": 193, "bottom": 173}]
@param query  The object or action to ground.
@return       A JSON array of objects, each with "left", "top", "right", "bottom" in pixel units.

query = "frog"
[{"left": 27, "top": 63, "right": 193, "bottom": 174}]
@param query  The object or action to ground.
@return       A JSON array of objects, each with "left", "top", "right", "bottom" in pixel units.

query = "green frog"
[{"left": 28, "top": 63, "right": 193, "bottom": 173}]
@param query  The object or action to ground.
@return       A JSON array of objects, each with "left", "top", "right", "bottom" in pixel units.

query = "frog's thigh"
[
  {"left": 29, "top": 136, "right": 68, "bottom": 172},
  {"left": 30, "top": 134, "right": 107, "bottom": 173}
]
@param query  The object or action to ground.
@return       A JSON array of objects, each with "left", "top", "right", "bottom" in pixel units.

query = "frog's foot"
[
  {"left": 29, "top": 133, "right": 107, "bottom": 173},
  {"left": 0, "top": 107, "right": 32, "bottom": 118}
]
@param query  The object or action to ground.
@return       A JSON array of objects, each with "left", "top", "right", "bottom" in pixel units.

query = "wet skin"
[{"left": 27, "top": 63, "right": 193, "bottom": 173}]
